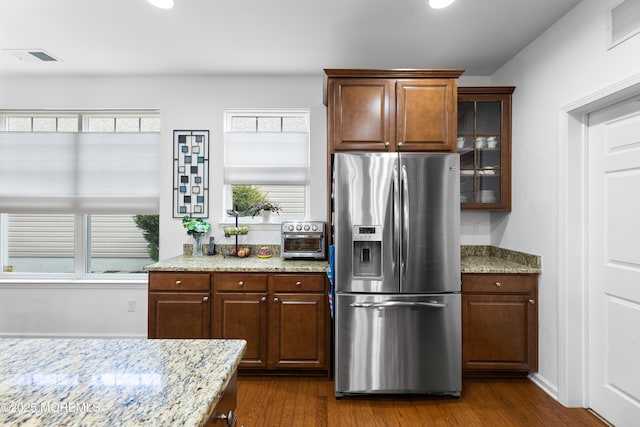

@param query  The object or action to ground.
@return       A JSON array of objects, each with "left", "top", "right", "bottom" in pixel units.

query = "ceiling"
[{"left": 0, "top": 0, "right": 581, "bottom": 78}]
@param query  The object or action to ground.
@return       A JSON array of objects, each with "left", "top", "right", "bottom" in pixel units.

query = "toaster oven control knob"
[
  {"left": 311, "top": 224, "right": 318, "bottom": 231},
  {"left": 296, "top": 224, "right": 302, "bottom": 231},
  {"left": 288, "top": 224, "right": 294, "bottom": 231},
  {"left": 304, "top": 224, "right": 310, "bottom": 231}
]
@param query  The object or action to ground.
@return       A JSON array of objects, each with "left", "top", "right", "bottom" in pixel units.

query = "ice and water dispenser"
[{"left": 352, "top": 225, "right": 382, "bottom": 278}]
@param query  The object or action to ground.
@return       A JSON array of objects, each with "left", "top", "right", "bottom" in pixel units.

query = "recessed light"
[
  {"left": 4, "top": 49, "right": 60, "bottom": 62},
  {"left": 147, "top": 0, "right": 174, "bottom": 9},
  {"left": 429, "top": 0, "right": 456, "bottom": 9}
]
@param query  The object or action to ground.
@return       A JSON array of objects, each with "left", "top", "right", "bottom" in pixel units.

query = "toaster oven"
[{"left": 280, "top": 221, "right": 326, "bottom": 259}]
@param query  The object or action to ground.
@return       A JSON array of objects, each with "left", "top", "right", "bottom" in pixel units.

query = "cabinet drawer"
[
  {"left": 269, "top": 274, "right": 325, "bottom": 292},
  {"left": 462, "top": 274, "right": 534, "bottom": 294},
  {"left": 149, "top": 272, "right": 210, "bottom": 291},
  {"left": 215, "top": 273, "right": 267, "bottom": 292}
]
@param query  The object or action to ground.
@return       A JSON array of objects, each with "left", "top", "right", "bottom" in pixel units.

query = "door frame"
[{"left": 559, "top": 72, "right": 640, "bottom": 407}]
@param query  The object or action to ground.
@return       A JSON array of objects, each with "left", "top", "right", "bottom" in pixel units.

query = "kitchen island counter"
[{"left": 0, "top": 338, "right": 246, "bottom": 426}]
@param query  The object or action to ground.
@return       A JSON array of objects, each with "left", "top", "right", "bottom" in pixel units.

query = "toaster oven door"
[{"left": 282, "top": 234, "right": 324, "bottom": 258}]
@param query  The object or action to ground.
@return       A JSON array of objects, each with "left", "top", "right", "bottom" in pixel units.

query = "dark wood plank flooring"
[{"left": 236, "top": 376, "right": 606, "bottom": 426}]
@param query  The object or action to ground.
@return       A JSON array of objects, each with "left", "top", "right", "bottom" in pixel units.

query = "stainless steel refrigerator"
[{"left": 333, "top": 152, "right": 461, "bottom": 398}]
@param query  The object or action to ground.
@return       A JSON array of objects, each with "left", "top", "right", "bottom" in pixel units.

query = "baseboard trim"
[{"left": 529, "top": 372, "right": 561, "bottom": 402}]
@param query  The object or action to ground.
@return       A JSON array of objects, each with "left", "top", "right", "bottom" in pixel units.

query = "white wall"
[
  {"left": 0, "top": 73, "right": 492, "bottom": 337},
  {"left": 490, "top": 0, "right": 640, "bottom": 397}
]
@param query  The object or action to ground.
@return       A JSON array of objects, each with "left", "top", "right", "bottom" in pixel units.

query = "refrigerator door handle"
[
  {"left": 392, "top": 164, "right": 400, "bottom": 278},
  {"left": 350, "top": 301, "right": 447, "bottom": 309},
  {"left": 401, "top": 164, "right": 409, "bottom": 279}
]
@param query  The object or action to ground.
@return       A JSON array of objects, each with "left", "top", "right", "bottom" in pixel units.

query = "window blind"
[
  {"left": 0, "top": 132, "right": 160, "bottom": 214},
  {"left": 224, "top": 131, "right": 309, "bottom": 185}
]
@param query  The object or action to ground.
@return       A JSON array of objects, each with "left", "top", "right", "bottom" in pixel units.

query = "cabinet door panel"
[
  {"left": 148, "top": 292, "right": 210, "bottom": 339},
  {"left": 396, "top": 79, "right": 456, "bottom": 151},
  {"left": 329, "top": 78, "right": 393, "bottom": 151},
  {"left": 462, "top": 294, "right": 536, "bottom": 372},
  {"left": 213, "top": 293, "right": 267, "bottom": 368},
  {"left": 268, "top": 293, "right": 326, "bottom": 369}
]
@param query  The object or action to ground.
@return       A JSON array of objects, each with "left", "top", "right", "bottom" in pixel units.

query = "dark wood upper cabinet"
[
  {"left": 325, "top": 69, "right": 463, "bottom": 153},
  {"left": 458, "top": 86, "right": 515, "bottom": 211}
]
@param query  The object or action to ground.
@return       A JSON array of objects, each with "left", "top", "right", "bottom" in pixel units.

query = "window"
[
  {"left": 223, "top": 109, "right": 309, "bottom": 220},
  {"left": 0, "top": 111, "right": 160, "bottom": 276}
]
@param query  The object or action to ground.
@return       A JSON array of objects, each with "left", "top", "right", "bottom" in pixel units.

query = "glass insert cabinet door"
[{"left": 457, "top": 87, "right": 514, "bottom": 211}]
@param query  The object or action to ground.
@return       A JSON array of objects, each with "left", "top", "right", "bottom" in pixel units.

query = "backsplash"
[{"left": 184, "top": 243, "right": 280, "bottom": 257}]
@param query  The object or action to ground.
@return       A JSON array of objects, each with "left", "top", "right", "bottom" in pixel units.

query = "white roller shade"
[
  {"left": 224, "top": 131, "right": 309, "bottom": 184},
  {"left": 0, "top": 132, "right": 159, "bottom": 214}
]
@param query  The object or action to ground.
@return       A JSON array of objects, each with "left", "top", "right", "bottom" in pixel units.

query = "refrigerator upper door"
[
  {"left": 334, "top": 153, "right": 399, "bottom": 293},
  {"left": 399, "top": 153, "right": 460, "bottom": 293}
]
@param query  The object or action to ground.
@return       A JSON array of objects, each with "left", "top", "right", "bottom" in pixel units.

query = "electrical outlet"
[{"left": 127, "top": 300, "right": 136, "bottom": 312}]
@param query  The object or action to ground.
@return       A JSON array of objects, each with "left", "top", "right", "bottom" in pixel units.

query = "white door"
[{"left": 588, "top": 97, "right": 640, "bottom": 426}]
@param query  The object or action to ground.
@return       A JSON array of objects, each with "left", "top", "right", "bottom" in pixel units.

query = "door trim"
[{"left": 559, "top": 72, "right": 640, "bottom": 407}]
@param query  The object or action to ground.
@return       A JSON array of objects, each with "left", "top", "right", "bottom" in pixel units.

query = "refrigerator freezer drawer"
[{"left": 335, "top": 293, "right": 461, "bottom": 397}]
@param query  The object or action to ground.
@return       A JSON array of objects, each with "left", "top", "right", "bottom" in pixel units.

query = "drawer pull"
[
  {"left": 495, "top": 282, "right": 502, "bottom": 288},
  {"left": 295, "top": 281, "right": 302, "bottom": 287},
  {"left": 175, "top": 280, "right": 182, "bottom": 285},
  {"left": 260, "top": 296, "right": 266, "bottom": 302},
  {"left": 274, "top": 297, "right": 279, "bottom": 303},
  {"left": 238, "top": 281, "right": 244, "bottom": 287},
  {"left": 202, "top": 296, "right": 209, "bottom": 302},
  {"left": 529, "top": 299, "right": 535, "bottom": 305}
]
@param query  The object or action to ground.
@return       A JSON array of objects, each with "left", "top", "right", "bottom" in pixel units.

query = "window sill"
[{"left": 0, "top": 275, "right": 148, "bottom": 288}]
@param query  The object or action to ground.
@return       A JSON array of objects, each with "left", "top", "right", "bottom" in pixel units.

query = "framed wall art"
[{"left": 173, "top": 130, "right": 209, "bottom": 218}]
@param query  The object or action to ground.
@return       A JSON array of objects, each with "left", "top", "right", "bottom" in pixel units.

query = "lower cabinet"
[
  {"left": 148, "top": 270, "right": 330, "bottom": 373},
  {"left": 148, "top": 272, "right": 211, "bottom": 339},
  {"left": 268, "top": 274, "right": 327, "bottom": 370},
  {"left": 462, "top": 273, "right": 538, "bottom": 375},
  {"left": 213, "top": 273, "right": 269, "bottom": 368},
  {"left": 213, "top": 272, "right": 330, "bottom": 372}
]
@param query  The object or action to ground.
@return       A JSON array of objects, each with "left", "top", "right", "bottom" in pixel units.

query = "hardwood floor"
[{"left": 236, "top": 376, "right": 607, "bottom": 426}]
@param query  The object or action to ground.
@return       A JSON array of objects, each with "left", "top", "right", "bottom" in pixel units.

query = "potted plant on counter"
[
  {"left": 249, "top": 201, "right": 282, "bottom": 222},
  {"left": 182, "top": 216, "right": 211, "bottom": 256}
]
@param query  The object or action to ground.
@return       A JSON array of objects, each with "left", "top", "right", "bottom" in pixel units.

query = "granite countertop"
[
  {"left": 0, "top": 338, "right": 246, "bottom": 427},
  {"left": 146, "top": 245, "right": 539, "bottom": 275},
  {"left": 461, "top": 245, "right": 541, "bottom": 274},
  {"left": 145, "top": 254, "right": 328, "bottom": 273}
]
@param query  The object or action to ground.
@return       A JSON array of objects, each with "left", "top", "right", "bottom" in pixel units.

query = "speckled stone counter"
[
  {"left": 145, "top": 254, "right": 328, "bottom": 273},
  {"left": 0, "top": 338, "right": 246, "bottom": 426},
  {"left": 461, "top": 245, "right": 541, "bottom": 274},
  {"left": 146, "top": 245, "right": 539, "bottom": 275}
]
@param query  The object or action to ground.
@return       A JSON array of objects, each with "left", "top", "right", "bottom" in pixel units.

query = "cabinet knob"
[
  {"left": 384, "top": 141, "right": 390, "bottom": 148},
  {"left": 529, "top": 299, "right": 535, "bottom": 305},
  {"left": 495, "top": 282, "right": 502, "bottom": 287},
  {"left": 260, "top": 296, "right": 266, "bottom": 302},
  {"left": 202, "top": 296, "right": 208, "bottom": 302},
  {"left": 175, "top": 280, "right": 182, "bottom": 285},
  {"left": 238, "top": 281, "right": 244, "bottom": 287},
  {"left": 214, "top": 410, "right": 236, "bottom": 424},
  {"left": 274, "top": 297, "right": 279, "bottom": 303},
  {"left": 295, "top": 281, "right": 302, "bottom": 287},
  {"left": 398, "top": 141, "right": 403, "bottom": 146}
]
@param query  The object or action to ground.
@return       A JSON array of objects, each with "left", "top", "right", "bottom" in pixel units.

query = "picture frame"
[{"left": 173, "top": 130, "right": 209, "bottom": 218}]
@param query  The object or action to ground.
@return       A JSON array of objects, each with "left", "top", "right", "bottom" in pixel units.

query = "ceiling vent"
[
  {"left": 4, "top": 49, "right": 60, "bottom": 62},
  {"left": 609, "top": 0, "right": 640, "bottom": 48}
]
